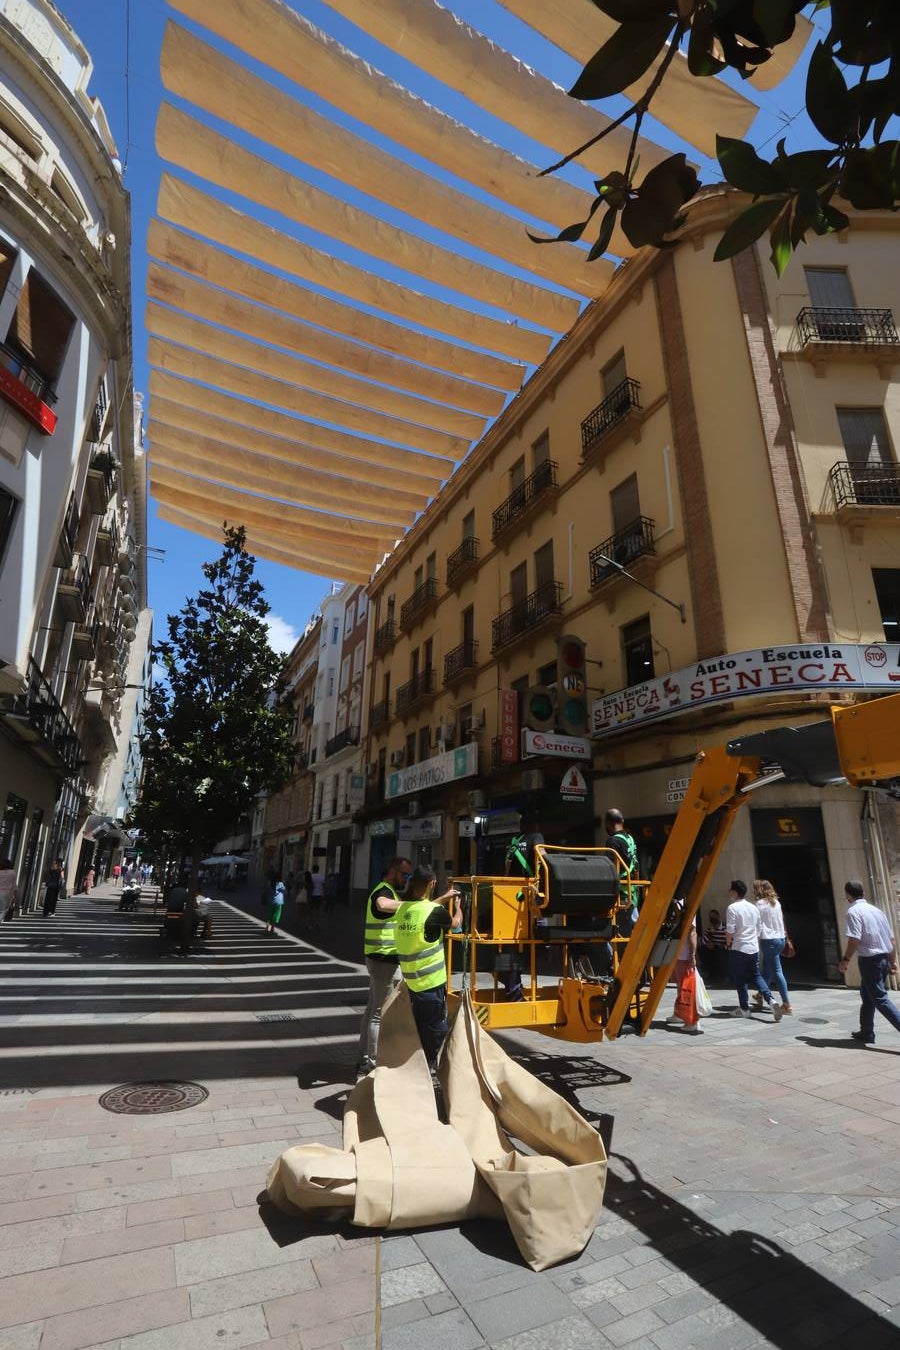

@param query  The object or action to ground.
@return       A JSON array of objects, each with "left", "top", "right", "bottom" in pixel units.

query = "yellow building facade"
[{"left": 360, "top": 191, "right": 900, "bottom": 983}]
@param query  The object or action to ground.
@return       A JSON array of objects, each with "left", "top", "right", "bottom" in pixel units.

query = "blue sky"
[{"left": 55, "top": 0, "right": 826, "bottom": 653}]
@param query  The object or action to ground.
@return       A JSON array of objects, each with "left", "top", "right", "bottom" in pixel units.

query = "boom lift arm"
[{"left": 604, "top": 693, "right": 900, "bottom": 1039}]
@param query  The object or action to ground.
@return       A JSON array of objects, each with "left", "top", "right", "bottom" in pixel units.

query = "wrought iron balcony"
[
  {"left": 53, "top": 493, "right": 80, "bottom": 569},
  {"left": 0, "top": 338, "right": 57, "bottom": 404},
  {"left": 829, "top": 460, "right": 900, "bottom": 510},
  {"left": 400, "top": 576, "right": 439, "bottom": 632},
  {"left": 94, "top": 515, "right": 120, "bottom": 568},
  {"left": 85, "top": 452, "right": 117, "bottom": 516},
  {"left": 0, "top": 656, "right": 81, "bottom": 775},
  {"left": 395, "top": 667, "right": 437, "bottom": 715},
  {"left": 294, "top": 748, "right": 309, "bottom": 772},
  {"left": 374, "top": 617, "right": 396, "bottom": 655},
  {"left": 325, "top": 723, "right": 360, "bottom": 757},
  {"left": 56, "top": 554, "right": 91, "bottom": 623},
  {"left": 581, "top": 378, "right": 642, "bottom": 461},
  {"left": 797, "top": 307, "right": 899, "bottom": 347},
  {"left": 491, "top": 580, "right": 563, "bottom": 652},
  {"left": 446, "top": 536, "right": 479, "bottom": 588},
  {"left": 492, "top": 460, "right": 558, "bottom": 540},
  {"left": 370, "top": 697, "right": 391, "bottom": 731},
  {"left": 444, "top": 638, "right": 479, "bottom": 686},
  {"left": 302, "top": 700, "right": 314, "bottom": 723},
  {"left": 590, "top": 516, "right": 656, "bottom": 588}
]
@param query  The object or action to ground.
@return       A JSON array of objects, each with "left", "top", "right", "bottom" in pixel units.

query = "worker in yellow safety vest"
[
  {"left": 356, "top": 856, "right": 413, "bottom": 1076},
  {"left": 394, "top": 864, "right": 463, "bottom": 1066}
]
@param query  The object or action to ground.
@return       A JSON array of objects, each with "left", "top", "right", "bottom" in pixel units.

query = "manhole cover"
[
  {"left": 98, "top": 1081, "right": 209, "bottom": 1115},
  {"left": 800, "top": 1017, "right": 829, "bottom": 1025},
  {"left": 256, "top": 1012, "right": 297, "bottom": 1022}
]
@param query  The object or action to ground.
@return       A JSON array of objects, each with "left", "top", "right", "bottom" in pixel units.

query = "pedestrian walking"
[
  {"left": 701, "top": 907, "right": 728, "bottom": 984},
  {"left": 356, "top": 856, "right": 413, "bottom": 1076},
  {"left": 0, "top": 859, "right": 17, "bottom": 922},
  {"left": 83, "top": 865, "right": 95, "bottom": 895},
  {"left": 725, "top": 880, "right": 780, "bottom": 1020},
  {"left": 266, "top": 879, "right": 285, "bottom": 935},
  {"left": 838, "top": 880, "right": 900, "bottom": 1045},
  {"left": 394, "top": 864, "right": 462, "bottom": 1066},
  {"left": 307, "top": 866, "right": 325, "bottom": 931},
  {"left": 112, "top": 863, "right": 121, "bottom": 886},
  {"left": 42, "top": 857, "right": 65, "bottom": 916},
  {"left": 667, "top": 905, "right": 702, "bottom": 1034},
  {"left": 752, "top": 879, "right": 792, "bottom": 1016}
]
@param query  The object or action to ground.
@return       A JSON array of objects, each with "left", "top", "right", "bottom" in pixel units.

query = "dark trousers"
[
  {"left": 729, "top": 949, "right": 771, "bottom": 1010},
  {"left": 43, "top": 888, "right": 60, "bottom": 916},
  {"left": 857, "top": 954, "right": 900, "bottom": 1039},
  {"left": 408, "top": 985, "right": 448, "bottom": 1065}
]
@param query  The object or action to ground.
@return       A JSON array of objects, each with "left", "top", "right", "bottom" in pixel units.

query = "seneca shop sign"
[
  {"left": 385, "top": 742, "right": 478, "bottom": 800},
  {"left": 592, "top": 644, "right": 900, "bottom": 739}
]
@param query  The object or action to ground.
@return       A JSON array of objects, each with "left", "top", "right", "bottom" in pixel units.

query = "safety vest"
[
  {"left": 394, "top": 898, "right": 446, "bottom": 992},
  {"left": 363, "top": 881, "right": 400, "bottom": 959}
]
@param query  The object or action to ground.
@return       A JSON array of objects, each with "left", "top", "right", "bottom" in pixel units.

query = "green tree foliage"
[
  {"left": 130, "top": 526, "right": 292, "bottom": 877},
  {"left": 533, "top": 1, "right": 899, "bottom": 275}
]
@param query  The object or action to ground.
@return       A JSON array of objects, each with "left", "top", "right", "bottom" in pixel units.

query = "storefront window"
[{"left": 0, "top": 792, "right": 27, "bottom": 864}]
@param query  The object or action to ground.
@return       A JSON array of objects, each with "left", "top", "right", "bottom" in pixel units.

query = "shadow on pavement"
[
  {"left": 797, "top": 1036, "right": 900, "bottom": 1053},
  {"left": 603, "top": 1153, "right": 900, "bottom": 1347}
]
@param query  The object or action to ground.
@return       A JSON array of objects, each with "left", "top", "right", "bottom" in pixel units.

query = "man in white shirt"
[
  {"left": 725, "top": 880, "right": 779, "bottom": 1020},
  {"left": 838, "top": 881, "right": 900, "bottom": 1045}
]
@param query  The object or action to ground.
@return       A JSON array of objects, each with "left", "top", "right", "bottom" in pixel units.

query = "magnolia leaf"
[
  {"left": 805, "top": 42, "right": 852, "bottom": 145},
  {"left": 751, "top": 0, "right": 799, "bottom": 47},
  {"left": 840, "top": 142, "right": 900, "bottom": 210},
  {"left": 688, "top": 13, "right": 726, "bottom": 76},
  {"left": 713, "top": 196, "right": 786, "bottom": 261},
  {"left": 587, "top": 205, "right": 619, "bottom": 261},
  {"left": 717, "top": 135, "right": 786, "bottom": 195},
  {"left": 769, "top": 208, "right": 793, "bottom": 277},
  {"left": 570, "top": 16, "right": 675, "bottom": 101},
  {"left": 526, "top": 211, "right": 597, "bottom": 245},
  {"left": 621, "top": 153, "right": 699, "bottom": 247},
  {"left": 776, "top": 148, "right": 837, "bottom": 191}
]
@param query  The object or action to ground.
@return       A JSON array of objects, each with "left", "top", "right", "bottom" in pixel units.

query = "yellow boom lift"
[{"left": 448, "top": 692, "right": 900, "bottom": 1042}]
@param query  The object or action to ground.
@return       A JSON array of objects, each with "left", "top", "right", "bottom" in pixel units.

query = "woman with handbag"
[{"left": 752, "top": 879, "right": 793, "bottom": 1016}]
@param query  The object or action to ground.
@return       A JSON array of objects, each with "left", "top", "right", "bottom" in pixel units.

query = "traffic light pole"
[{"left": 592, "top": 554, "right": 687, "bottom": 623}]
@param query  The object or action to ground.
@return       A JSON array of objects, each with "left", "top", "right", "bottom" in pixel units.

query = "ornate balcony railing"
[
  {"left": 446, "top": 536, "right": 479, "bottom": 588},
  {"left": 444, "top": 638, "right": 479, "bottom": 685},
  {"left": 54, "top": 493, "right": 80, "bottom": 569},
  {"left": 395, "top": 667, "right": 436, "bottom": 715},
  {"left": 829, "top": 460, "right": 900, "bottom": 510},
  {"left": 492, "top": 460, "right": 558, "bottom": 540},
  {"left": 590, "top": 516, "right": 656, "bottom": 588},
  {"left": 0, "top": 338, "right": 57, "bottom": 404},
  {"left": 374, "top": 617, "right": 396, "bottom": 654},
  {"left": 400, "top": 577, "right": 439, "bottom": 632},
  {"left": 94, "top": 514, "right": 120, "bottom": 567},
  {"left": 0, "top": 657, "right": 81, "bottom": 775},
  {"left": 370, "top": 697, "right": 391, "bottom": 731},
  {"left": 325, "top": 724, "right": 360, "bottom": 758},
  {"left": 85, "top": 452, "right": 117, "bottom": 516},
  {"left": 581, "top": 378, "right": 642, "bottom": 460},
  {"left": 491, "top": 580, "right": 563, "bottom": 652},
  {"left": 797, "top": 307, "right": 899, "bottom": 347}
]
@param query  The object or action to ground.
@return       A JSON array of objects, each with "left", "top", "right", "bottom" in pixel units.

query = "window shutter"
[
  {"left": 837, "top": 409, "right": 890, "bottom": 465},
  {"left": 805, "top": 268, "right": 855, "bottom": 309},
  {"left": 7, "top": 269, "right": 75, "bottom": 385},
  {"left": 0, "top": 238, "right": 17, "bottom": 303}
]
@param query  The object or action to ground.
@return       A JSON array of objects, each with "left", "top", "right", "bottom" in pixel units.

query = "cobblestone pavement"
[{"left": 2, "top": 885, "right": 900, "bottom": 1349}]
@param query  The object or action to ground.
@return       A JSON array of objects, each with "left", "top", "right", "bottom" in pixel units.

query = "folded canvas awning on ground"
[{"left": 149, "top": 0, "right": 809, "bottom": 581}]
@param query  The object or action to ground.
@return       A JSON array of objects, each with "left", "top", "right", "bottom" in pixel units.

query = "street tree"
[
  {"left": 531, "top": 0, "right": 899, "bottom": 274},
  {"left": 131, "top": 525, "right": 293, "bottom": 882}
]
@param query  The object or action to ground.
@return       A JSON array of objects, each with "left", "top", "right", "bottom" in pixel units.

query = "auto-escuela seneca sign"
[
  {"left": 386, "top": 741, "right": 478, "bottom": 800},
  {"left": 591, "top": 644, "right": 900, "bottom": 739}
]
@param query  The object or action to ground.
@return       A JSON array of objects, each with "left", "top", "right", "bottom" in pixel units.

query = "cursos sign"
[
  {"left": 592, "top": 644, "right": 900, "bottom": 739},
  {"left": 386, "top": 741, "right": 478, "bottom": 800}
]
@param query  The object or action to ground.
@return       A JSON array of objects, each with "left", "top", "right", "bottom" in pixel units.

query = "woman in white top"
[{"left": 753, "top": 879, "right": 792, "bottom": 1014}]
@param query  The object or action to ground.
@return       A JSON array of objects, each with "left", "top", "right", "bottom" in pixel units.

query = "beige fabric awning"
[
  {"left": 146, "top": 225, "right": 526, "bottom": 392},
  {"left": 145, "top": 303, "right": 488, "bottom": 441},
  {"left": 146, "top": 265, "right": 505, "bottom": 417},
  {"left": 160, "top": 24, "right": 611, "bottom": 298},
  {"left": 149, "top": 0, "right": 810, "bottom": 578},
  {"left": 148, "top": 371, "right": 452, "bottom": 488}
]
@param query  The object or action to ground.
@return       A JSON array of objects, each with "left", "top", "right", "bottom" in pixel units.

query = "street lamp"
[{"left": 593, "top": 553, "right": 687, "bottom": 623}]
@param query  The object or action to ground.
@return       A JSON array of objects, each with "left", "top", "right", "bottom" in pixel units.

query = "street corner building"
[
  {"left": 352, "top": 194, "right": 900, "bottom": 990},
  {"left": 0, "top": 0, "right": 150, "bottom": 907}
]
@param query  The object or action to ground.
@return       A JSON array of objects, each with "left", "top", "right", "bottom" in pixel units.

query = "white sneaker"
[{"left": 731, "top": 1008, "right": 751, "bottom": 1018}]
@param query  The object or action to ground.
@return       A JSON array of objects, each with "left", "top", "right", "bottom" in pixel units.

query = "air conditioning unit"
[
  {"left": 463, "top": 713, "right": 484, "bottom": 738},
  {"left": 408, "top": 799, "right": 421, "bottom": 817},
  {"left": 389, "top": 749, "right": 405, "bottom": 767}
]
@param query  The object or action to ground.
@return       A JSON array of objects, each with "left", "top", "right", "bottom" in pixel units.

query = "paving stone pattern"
[{"left": 2, "top": 885, "right": 900, "bottom": 1347}]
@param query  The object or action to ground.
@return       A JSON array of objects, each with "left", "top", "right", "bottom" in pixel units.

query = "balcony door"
[
  {"left": 603, "top": 350, "right": 627, "bottom": 396},
  {"left": 534, "top": 539, "right": 554, "bottom": 594},
  {"left": 837, "top": 408, "right": 893, "bottom": 502},
  {"left": 805, "top": 267, "right": 855, "bottom": 309}
]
